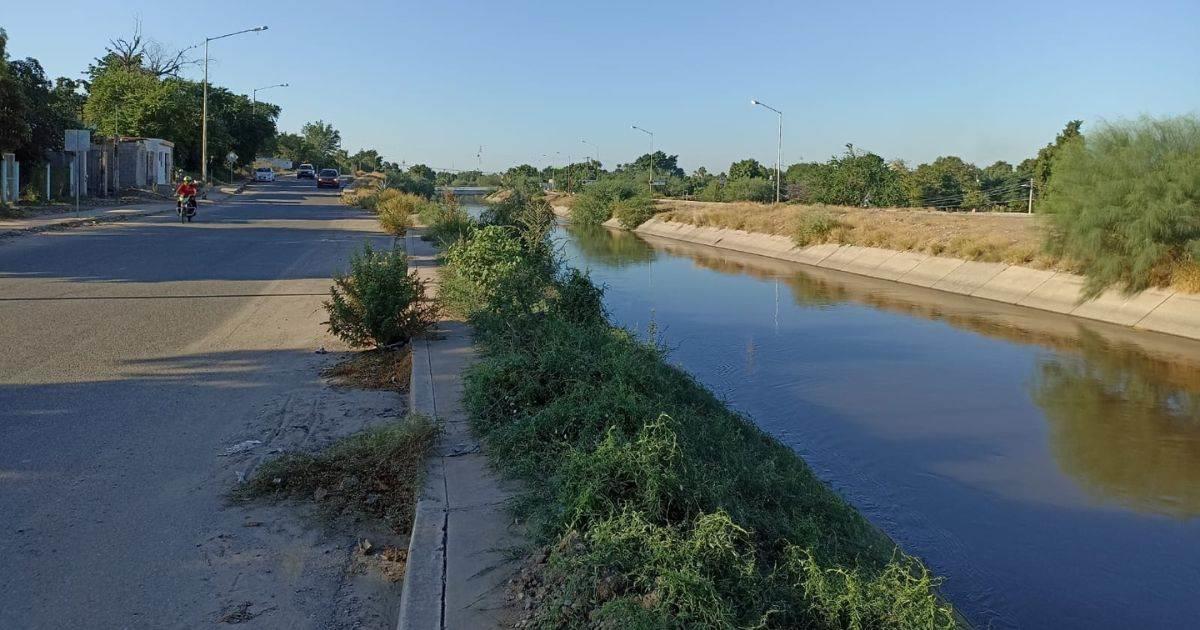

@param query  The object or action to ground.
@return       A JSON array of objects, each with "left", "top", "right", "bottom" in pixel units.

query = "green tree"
[
  {"left": 408, "top": 163, "right": 435, "bottom": 181},
  {"left": 7, "top": 57, "right": 81, "bottom": 165},
  {"left": 274, "top": 132, "right": 310, "bottom": 164},
  {"left": 301, "top": 120, "right": 341, "bottom": 162},
  {"left": 0, "top": 29, "right": 32, "bottom": 154},
  {"left": 505, "top": 164, "right": 539, "bottom": 179},
  {"left": 980, "top": 161, "right": 1026, "bottom": 209},
  {"left": 728, "top": 158, "right": 767, "bottom": 180},
  {"left": 621, "top": 152, "right": 684, "bottom": 179},
  {"left": 906, "top": 156, "right": 981, "bottom": 208},
  {"left": 1042, "top": 115, "right": 1200, "bottom": 296},
  {"left": 1033, "top": 120, "right": 1083, "bottom": 189}
]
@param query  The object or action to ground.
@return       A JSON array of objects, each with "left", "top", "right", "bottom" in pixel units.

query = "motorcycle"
[{"left": 177, "top": 194, "right": 197, "bottom": 223}]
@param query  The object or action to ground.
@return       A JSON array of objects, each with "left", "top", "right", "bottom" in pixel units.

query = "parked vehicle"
[
  {"left": 177, "top": 194, "right": 197, "bottom": 223},
  {"left": 254, "top": 167, "right": 276, "bottom": 182},
  {"left": 297, "top": 164, "right": 316, "bottom": 179},
  {"left": 316, "top": 168, "right": 341, "bottom": 189}
]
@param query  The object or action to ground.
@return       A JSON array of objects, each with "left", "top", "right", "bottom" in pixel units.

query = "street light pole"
[
  {"left": 581, "top": 139, "right": 598, "bottom": 167},
  {"left": 201, "top": 25, "right": 268, "bottom": 185},
  {"left": 631, "top": 125, "right": 654, "bottom": 194},
  {"left": 750, "top": 99, "right": 783, "bottom": 204},
  {"left": 251, "top": 82, "right": 288, "bottom": 113}
]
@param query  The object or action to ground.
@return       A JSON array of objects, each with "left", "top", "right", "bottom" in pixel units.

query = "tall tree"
[
  {"left": 301, "top": 120, "right": 341, "bottom": 161},
  {"left": 0, "top": 28, "right": 32, "bottom": 154},
  {"left": 85, "top": 20, "right": 195, "bottom": 83},
  {"left": 728, "top": 158, "right": 768, "bottom": 180},
  {"left": 1032, "top": 120, "right": 1083, "bottom": 189}
]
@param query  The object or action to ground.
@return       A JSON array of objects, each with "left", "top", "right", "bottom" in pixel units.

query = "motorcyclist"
[{"left": 175, "top": 176, "right": 198, "bottom": 214}]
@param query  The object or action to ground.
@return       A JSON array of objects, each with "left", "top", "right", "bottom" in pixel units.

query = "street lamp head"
[
  {"left": 750, "top": 99, "right": 759, "bottom": 105},
  {"left": 256, "top": 26, "right": 269, "bottom": 31}
]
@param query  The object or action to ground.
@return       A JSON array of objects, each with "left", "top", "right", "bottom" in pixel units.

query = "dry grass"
[
  {"left": 322, "top": 349, "right": 412, "bottom": 393},
  {"left": 656, "top": 199, "right": 1062, "bottom": 269},
  {"left": 236, "top": 415, "right": 437, "bottom": 535}
]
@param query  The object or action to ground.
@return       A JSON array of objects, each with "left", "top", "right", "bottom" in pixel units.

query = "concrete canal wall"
[
  {"left": 552, "top": 205, "right": 1200, "bottom": 341},
  {"left": 633, "top": 217, "right": 1200, "bottom": 341}
]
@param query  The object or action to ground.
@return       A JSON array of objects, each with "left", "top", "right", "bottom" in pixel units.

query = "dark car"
[
  {"left": 297, "top": 163, "right": 316, "bottom": 179},
  {"left": 316, "top": 169, "right": 341, "bottom": 189}
]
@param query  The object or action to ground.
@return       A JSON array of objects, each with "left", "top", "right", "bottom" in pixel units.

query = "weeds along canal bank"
[{"left": 423, "top": 189, "right": 958, "bottom": 628}]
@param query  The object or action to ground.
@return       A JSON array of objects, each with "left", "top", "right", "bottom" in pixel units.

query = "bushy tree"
[
  {"left": 386, "top": 169, "right": 435, "bottom": 198},
  {"left": 1042, "top": 115, "right": 1200, "bottom": 296},
  {"left": 722, "top": 177, "right": 774, "bottom": 202},
  {"left": 728, "top": 158, "right": 768, "bottom": 180},
  {"left": 407, "top": 163, "right": 435, "bottom": 181},
  {"left": 7, "top": 56, "right": 82, "bottom": 165},
  {"left": 302, "top": 120, "right": 341, "bottom": 160},
  {"left": 1033, "top": 120, "right": 1083, "bottom": 189},
  {"left": 905, "top": 156, "right": 981, "bottom": 208},
  {"left": 0, "top": 29, "right": 31, "bottom": 154},
  {"left": 324, "top": 244, "right": 435, "bottom": 348}
]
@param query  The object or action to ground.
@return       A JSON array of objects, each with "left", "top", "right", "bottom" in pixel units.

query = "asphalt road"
[{"left": 0, "top": 179, "right": 403, "bottom": 628}]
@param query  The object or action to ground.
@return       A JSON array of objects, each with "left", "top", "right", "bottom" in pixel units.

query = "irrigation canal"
[{"left": 549, "top": 221, "right": 1200, "bottom": 630}]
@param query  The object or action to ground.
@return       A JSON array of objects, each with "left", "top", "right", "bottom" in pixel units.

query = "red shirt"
[{"left": 176, "top": 183, "right": 198, "bottom": 197}]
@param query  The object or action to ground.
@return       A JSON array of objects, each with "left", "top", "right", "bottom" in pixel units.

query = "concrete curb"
[
  {"left": 396, "top": 230, "right": 523, "bottom": 630},
  {"left": 398, "top": 332, "right": 447, "bottom": 630},
  {"left": 602, "top": 213, "right": 1200, "bottom": 342},
  {"left": 0, "top": 206, "right": 170, "bottom": 238}
]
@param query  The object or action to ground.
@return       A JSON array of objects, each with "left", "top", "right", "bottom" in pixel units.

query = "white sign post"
[
  {"left": 226, "top": 151, "right": 238, "bottom": 186},
  {"left": 65, "top": 130, "right": 91, "bottom": 215}
]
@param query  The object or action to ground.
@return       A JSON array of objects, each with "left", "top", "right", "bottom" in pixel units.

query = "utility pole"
[{"left": 1027, "top": 178, "right": 1034, "bottom": 214}]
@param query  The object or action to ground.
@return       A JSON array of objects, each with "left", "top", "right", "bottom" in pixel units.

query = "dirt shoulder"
[{"left": 656, "top": 198, "right": 1062, "bottom": 269}]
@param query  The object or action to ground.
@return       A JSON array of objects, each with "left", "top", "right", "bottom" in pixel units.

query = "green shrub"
[
  {"left": 384, "top": 170, "right": 436, "bottom": 198},
  {"left": 612, "top": 195, "right": 656, "bottom": 229},
  {"left": 794, "top": 209, "right": 842, "bottom": 246},
  {"left": 571, "top": 177, "right": 642, "bottom": 225},
  {"left": 784, "top": 548, "right": 957, "bottom": 630},
  {"left": 1042, "top": 115, "right": 1200, "bottom": 296},
  {"left": 375, "top": 191, "right": 426, "bottom": 236},
  {"left": 723, "top": 177, "right": 776, "bottom": 202},
  {"left": 440, "top": 225, "right": 543, "bottom": 317},
  {"left": 324, "top": 243, "right": 436, "bottom": 348},
  {"left": 696, "top": 179, "right": 724, "bottom": 202}
]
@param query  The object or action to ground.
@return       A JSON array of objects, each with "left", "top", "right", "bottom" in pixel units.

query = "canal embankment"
[
  {"left": 550, "top": 204, "right": 1200, "bottom": 341},
  {"left": 423, "top": 196, "right": 960, "bottom": 628}
]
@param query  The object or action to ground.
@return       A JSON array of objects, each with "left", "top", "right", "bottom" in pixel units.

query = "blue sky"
[{"left": 4, "top": 0, "right": 1198, "bottom": 173}]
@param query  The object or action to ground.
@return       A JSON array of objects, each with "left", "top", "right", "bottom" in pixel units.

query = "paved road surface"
[{"left": 0, "top": 180, "right": 404, "bottom": 628}]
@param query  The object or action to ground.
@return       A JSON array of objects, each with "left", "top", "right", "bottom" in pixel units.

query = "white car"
[{"left": 254, "top": 167, "right": 276, "bottom": 182}]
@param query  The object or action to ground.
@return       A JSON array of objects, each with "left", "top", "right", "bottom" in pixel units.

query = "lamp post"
[
  {"left": 631, "top": 125, "right": 654, "bottom": 194},
  {"left": 251, "top": 82, "right": 288, "bottom": 112},
  {"left": 202, "top": 25, "right": 268, "bottom": 185},
  {"left": 581, "top": 139, "right": 598, "bottom": 167},
  {"left": 750, "top": 99, "right": 782, "bottom": 204}
]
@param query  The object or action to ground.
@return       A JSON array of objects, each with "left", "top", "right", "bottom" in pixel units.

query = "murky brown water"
[{"left": 559, "top": 223, "right": 1200, "bottom": 629}]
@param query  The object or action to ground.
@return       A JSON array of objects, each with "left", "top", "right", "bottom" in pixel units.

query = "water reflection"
[
  {"left": 569, "top": 224, "right": 1200, "bottom": 517},
  {"left": 1032, "top": 330, "right": 1200, "bottom": 518},
  {"left": 562, "top": 223, "right": 657, "bottom": 268}
]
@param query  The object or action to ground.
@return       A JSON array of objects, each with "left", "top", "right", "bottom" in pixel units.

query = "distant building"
[
  {"left": 52, "top": 136, "right": 175, "bottom": 197},
  {"left": 116, "top": 137, "right": 174, "bottom": 190}
]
